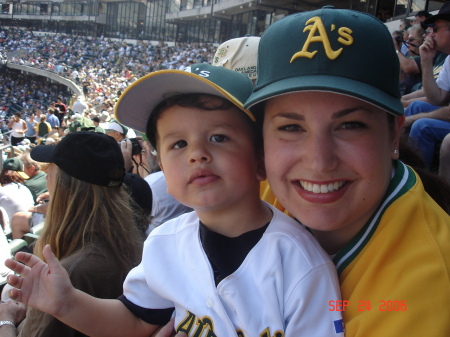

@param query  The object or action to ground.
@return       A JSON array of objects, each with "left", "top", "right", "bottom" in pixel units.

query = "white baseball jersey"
[{"left": 123, "top": 204, "right": 344, "bottom": 336}]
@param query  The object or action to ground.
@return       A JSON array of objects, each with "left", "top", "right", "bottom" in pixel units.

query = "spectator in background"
[
  {"left": 20, "top": 153, "right": 47, "bottom": 202},
  {"left": 399, "top": 18, "right": 413, "bottom": 57},
  {"left": 404, "top": 3, "right": 450, "bottom": 166},
  {"left": 54, "top": 97, "right": 67, "bottom": 126},
  {"left": 414, "top": 10, "right": 432, "bottom": 25},
  {"left": 212, "top": 36, "right": 260, "bottom": 84},
  {"left": 46, "top": 104, "right": 60, "bottom": 129},
  {"left": 8, "top": 112, "right": 27, "bottom": 146},
  {"left": 1, "top": 131, "right": 143, "bottom": 336},
  {"left": 25, "top": 113, "right": 37, "bottom": 144},
  {"left": 395, "top": 25, "right": 425, "bottom": 95},
  {"left": 71, "top": 96, "right": 87, "bottom": 115},
  {"left": 0, "top": 157, "right": 34, "bottom": 225},
  {"left": 37, "top": 115, "right": 52, "bottom": 140}
]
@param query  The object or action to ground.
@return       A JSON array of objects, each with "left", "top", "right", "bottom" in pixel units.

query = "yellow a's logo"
[{"left": 290, "top": 16, "right": 353, "bottom": 63}]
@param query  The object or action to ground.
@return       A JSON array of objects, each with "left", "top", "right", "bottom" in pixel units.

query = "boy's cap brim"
[{"left": 115, "top": 64, "right": 255, "bottom": 133}]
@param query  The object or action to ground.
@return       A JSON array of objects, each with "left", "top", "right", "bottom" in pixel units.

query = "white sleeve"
[
  {"left": 436, "top": 56, "right": 450, "bottom": 91},
  {"left": 284, "top": 263, "right": 344, "bottom": 336},
  {"left": 122, "top": 242, "right": 174, "bottom": 310}
]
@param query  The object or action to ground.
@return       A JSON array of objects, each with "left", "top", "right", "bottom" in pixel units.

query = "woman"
[
  {"left": 25, "top": 113, "right": 37, "bottom": 144},
  {"left": 243, "top": 8, "right": 450, "bottom": 337},
  {"left": 7, "top": 112, "right": 27, "bottom": 146},
  {"left": 0, "top": 132, "right": 143, "bottom": 336},
  {"left": 0, "top": 157, "right": 34, "bottom": 226}
]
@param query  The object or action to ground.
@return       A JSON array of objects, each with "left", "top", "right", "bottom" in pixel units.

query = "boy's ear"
[{"left": 256, "top": 153, "right": 266, "bottom": 182}]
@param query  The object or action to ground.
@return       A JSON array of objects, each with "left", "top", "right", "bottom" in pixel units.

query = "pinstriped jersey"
[
  {"left": 123, "top": 203, "right": 344, "bottom": 337},
  {"left": 334, "top": 161, "right": 450, "bottom": 337}
]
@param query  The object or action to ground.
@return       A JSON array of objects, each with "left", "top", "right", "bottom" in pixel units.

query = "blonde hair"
[{"left": 34, "top": 168, "right": 142, "bottom": 270}]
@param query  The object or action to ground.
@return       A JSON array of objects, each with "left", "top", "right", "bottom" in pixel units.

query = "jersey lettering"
[
  {"left": 177, "top": 311, "right": 217, "bottom": 337},
  {"left": 290, "top": 16, "right": 353, "bottom": 62},
  {"left": 177, "top": 311, "right": 284, "bottom": 336},
  {"left": 260, "top": 328, "right": 285, "bottom": 337}
]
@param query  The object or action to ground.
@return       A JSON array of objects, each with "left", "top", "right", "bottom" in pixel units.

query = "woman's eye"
[
  {"left": 172, "top": 140, "right": 187, "bottom": 149},
  {"left": 210, "top": 135, "right": 228, "bottom": 143},
  {"left": 278, "top": 124, "right": 302, "bottom": 132},
  {"left": 339, "top": 121, "right": 367, "bottom": 130}
]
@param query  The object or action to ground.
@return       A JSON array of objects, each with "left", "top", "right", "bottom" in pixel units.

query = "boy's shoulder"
[
  {"left": 264, "top": 203, "right": 331, "bottom": 266},
  {"left": 149, "top": 210, "right": 198, "bottom": 237}
]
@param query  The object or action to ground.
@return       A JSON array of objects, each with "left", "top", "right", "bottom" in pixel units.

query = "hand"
[
  {"left": 36, "top": 192, "right": 50, "bottom": 204},
  {"left": 0, "top": 300, "right": 27, "bottom": 325},
  {"left": 404, "top": 115, "right": 420, "bottom": 129},
  {"left": 28, "top": 202, "right": 48, "bottom": 214},
  {"left": 5, "top": 245, "right": 75, "bottom": 318},
  {"left": 419, "top": 36, "right": 437, "bottom": 62},
  {"left": 120, "top": 139, "right": 133, "bottom": 172}
]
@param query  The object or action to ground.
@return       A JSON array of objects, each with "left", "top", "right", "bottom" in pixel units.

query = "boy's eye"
[
  {"left": 210, "top": 134, "right": 228, "bottom": 143},
  {"left": 339, "top": 121, "right": 367, "bottom": 130},
  {"left": 172, "top": 140, "right": 187, "bottom": 149}
]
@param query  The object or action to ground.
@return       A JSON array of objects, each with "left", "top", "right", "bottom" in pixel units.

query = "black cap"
[
  {"left": 424, "top": 2, "right": 450, "bottom": 25},
  {"left": 30, "top": 132, "right": 125, "bottom": 187}
]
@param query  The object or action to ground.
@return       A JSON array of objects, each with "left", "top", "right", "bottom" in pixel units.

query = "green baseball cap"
[
  {"left": 115, "top": 63, "right": 255, "bottom": 133},
  {"left": 3, "top": 157, "right": 29, "bottom": 179},
  {"left": 245, "top": 6, "right": 404, "bottom": 116}
]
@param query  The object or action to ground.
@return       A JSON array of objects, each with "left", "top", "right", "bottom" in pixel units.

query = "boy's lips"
[{"left": 188, "top": 169, "right": 219, "bottom": 185}]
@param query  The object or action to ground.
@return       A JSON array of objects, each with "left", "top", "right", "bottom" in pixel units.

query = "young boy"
[{"left": 5, "top": 64, "right": 343, "bottom": 337}]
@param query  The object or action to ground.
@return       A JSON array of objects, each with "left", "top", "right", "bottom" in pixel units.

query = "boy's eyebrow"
[{"left": 160, "top": 122, "right": 237, "bottom": 141}]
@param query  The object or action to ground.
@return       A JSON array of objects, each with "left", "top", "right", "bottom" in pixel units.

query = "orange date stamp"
[{"left": 328, "top": 300, "right": 407, "bottom": 312}]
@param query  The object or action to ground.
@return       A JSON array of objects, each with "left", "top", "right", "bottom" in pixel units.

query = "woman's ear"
[{"left": 391, "top": 115, "right": 405, "bottom": 159}]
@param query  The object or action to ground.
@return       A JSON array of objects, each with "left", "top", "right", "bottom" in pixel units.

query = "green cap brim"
[{"left": 245, "top": 74, "right": 404, "bottom": 116}]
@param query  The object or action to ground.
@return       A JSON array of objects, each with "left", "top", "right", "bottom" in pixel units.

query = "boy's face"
[{"left": 157, "top": 102, "right": 265, "bottom": 214}]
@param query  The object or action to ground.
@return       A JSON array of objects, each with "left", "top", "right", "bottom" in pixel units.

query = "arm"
[
  {"left": 398, "top": 53, "right": 420, "bottom": 74},
  {"left": 152, "top": 319, "right": 188, "bottom": 337},
  {"left": 404, "top": 105, "right": 450, "bottom": 128},
  {"left": 0, "top": 300, "right": 27, "bottom": 337},
  {"left": 420, "top": 37, "right": 450, "bottom": 105},
  {"left": 22, "top": 121, "right": 28, "bottom": 134},
  {"left": 5, "top": 245, "right": 158, "bottom": 337}
]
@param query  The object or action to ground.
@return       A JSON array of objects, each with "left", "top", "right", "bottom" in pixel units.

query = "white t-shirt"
[
  {"left": 0, "top": 183, "right": 34, "bottom": 222},
  {"left": 436, "top": 55, "right": 450, "bottom": 91}
]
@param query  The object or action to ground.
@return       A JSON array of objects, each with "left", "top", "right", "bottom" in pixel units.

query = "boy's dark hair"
[{"left": 146, "top": 93, "right": 262, "bottom": 155}]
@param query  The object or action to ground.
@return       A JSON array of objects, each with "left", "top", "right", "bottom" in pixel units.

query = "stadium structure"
[{"left": 0, "top": 0, "right": 446, "bottom": 43}]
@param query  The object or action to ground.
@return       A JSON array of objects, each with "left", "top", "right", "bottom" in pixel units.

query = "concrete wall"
[{"left": 6, "top": 63, "right": 83, "bottom": 97}]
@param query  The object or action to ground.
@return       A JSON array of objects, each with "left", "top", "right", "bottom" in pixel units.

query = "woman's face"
[{"left": 263, "top": 92, "right": 404, "bottom": 250}]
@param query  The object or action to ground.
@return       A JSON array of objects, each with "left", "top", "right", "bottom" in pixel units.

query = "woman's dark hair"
[
  {"left": 0, "top": 169, "right": 24, "bottom": 185},
  {"left": 146, "top": 93, "right": 262, "bottom": 154}
]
